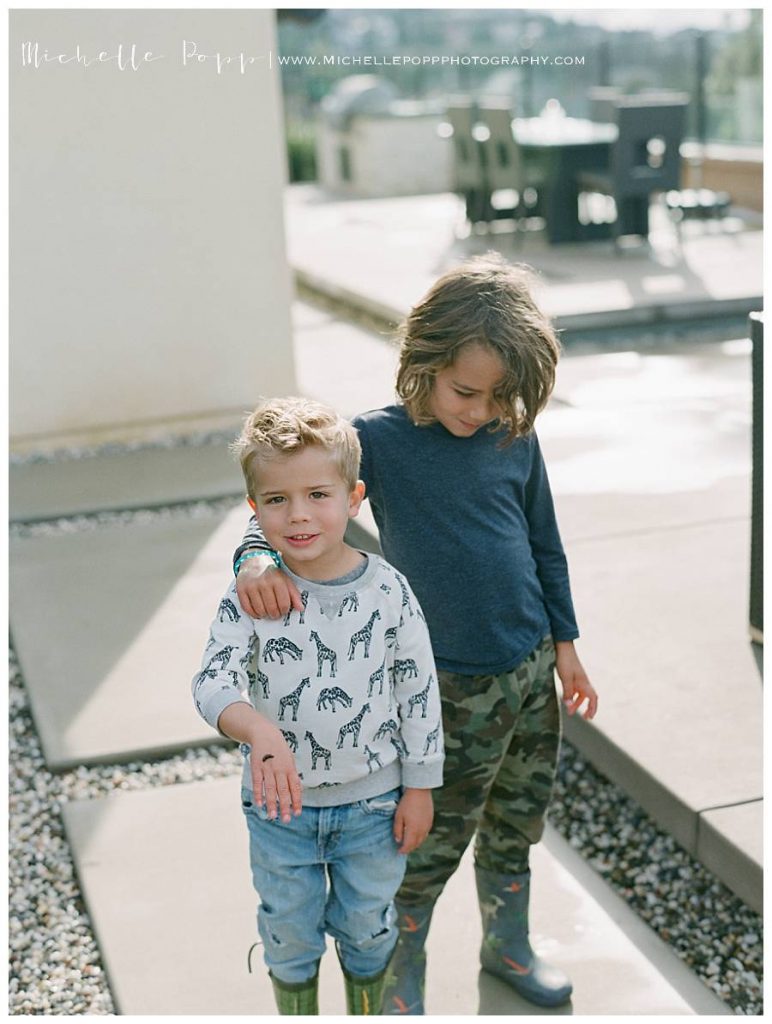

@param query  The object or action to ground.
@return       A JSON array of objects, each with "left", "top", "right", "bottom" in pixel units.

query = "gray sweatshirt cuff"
[{"left": 401, "top": 757, "right": 444, "bottom": 790}]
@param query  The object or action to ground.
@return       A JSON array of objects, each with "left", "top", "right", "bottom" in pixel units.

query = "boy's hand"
[
  {"left": 235, "top": 554, "right": 304, "bottom": 620},
  {"left": 249, "top": 721, "right": 303, "bottom": 823},
  {"left": 555, "top": 641, "right": 598, "bottom": 720},
  {"left": 393, "top": 788, "right": 434, "bottom": 854}
]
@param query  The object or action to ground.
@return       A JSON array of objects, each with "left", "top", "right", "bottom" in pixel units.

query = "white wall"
[
  {"left": 10, "top": 10, "right": 296, "bottom": 444},
  {"left": 318, "top": 115, "right": 452, "bottom": 197}
]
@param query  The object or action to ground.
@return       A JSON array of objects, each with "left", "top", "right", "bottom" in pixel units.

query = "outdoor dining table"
[{"left": 512, "top": 116, "right": 620, "bottom": 243}]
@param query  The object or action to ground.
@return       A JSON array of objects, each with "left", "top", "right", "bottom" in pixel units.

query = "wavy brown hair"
[{"left": 395, "top": 253, "right": 560, "bottom": 444}]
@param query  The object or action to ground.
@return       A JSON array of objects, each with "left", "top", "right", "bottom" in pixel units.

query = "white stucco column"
[{"left": 10, "top": 9, "right": 296, "bottom": 445}]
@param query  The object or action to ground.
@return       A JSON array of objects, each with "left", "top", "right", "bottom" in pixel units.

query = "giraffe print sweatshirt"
[{"left": 193, "top": 555, "right": 444, "bottom": 807}]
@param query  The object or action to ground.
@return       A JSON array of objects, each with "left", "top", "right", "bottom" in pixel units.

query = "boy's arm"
[
  {"left": 525, "top": 434, "right": 598, "bottom": 719},
  {"left": 192, "top": 580, "right": 302, "bottom": 818},
  {"left": 217, "top": 702, "right": 302, "bottom": 822},
  {"left": 192, "top": 579, "right": 255, "bottom": 735},
  {"left": 554, "top": 641, "right": 598, "bottom": 720},
  {"left": 524, "top": 433, "right": 579, "bottom": 643},
  {"left": 233, "top": 515, "right": 304, "bottom": 619},
  {"left": 390, "top": 577, "right": 445, "bottom": 853},
  {"left": 232, "top": 515, "right": 272, "bottom": 568}
]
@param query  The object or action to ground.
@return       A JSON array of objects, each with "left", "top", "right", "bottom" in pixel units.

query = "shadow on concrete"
[
  {"left": 750, "top": 642, "right": 763, "bottom": 681},
  {"left": 10, "top": 503, "right": 247, "bottom": 769}
]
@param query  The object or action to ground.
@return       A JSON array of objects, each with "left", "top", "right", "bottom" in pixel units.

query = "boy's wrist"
[
  {"left": 234, "top": 549, "right": 281, "bottom": 576},
  {"left": 218, "top": 703, "right": 274, "bottom": 746}
]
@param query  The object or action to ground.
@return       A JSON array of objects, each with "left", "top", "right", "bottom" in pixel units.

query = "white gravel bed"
[
  {"left": 9, "top": 429, "right": 239, "bottom": 466},
  {"left": 8, "top": 647, "right": 243, "bottom": 1016},
  {"left": 9, "top": 496, "right": 763, "bottom": 1016},
  {"left": 549, "top": 748, "right": 763, "bottom": 1015}
]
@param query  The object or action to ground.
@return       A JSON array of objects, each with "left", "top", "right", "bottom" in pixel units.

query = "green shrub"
[{"left": 287, "top": 132, "right": 317, "bottom": 182}]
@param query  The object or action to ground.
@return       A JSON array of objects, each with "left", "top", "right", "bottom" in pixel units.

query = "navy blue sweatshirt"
[{"left": 235, "top": 404, "right": 578, "bottom": 676}]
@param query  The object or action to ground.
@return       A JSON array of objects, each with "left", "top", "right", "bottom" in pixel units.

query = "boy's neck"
[{"left": 281, "top": 543, "right": 365, "bottom": 583}]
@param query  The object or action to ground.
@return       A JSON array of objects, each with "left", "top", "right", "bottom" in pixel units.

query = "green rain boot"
[
  {"left": 340, "top": 960, "right": 389, "bottom": 1015},
  {"left": 269, "top": 967, "right": 320, "bottom": 1015},
  {"left": 380, "top": 900, "right": 435, "bottom": 1015},
  {"left": 476, "top": 866, "right": 572, "bottom": 1008}
]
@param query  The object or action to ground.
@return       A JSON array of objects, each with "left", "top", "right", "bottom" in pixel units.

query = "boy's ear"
[
  {"left": 246, "top": 496, "right": 258, "bottom": 516},
  {"left": 348, "top": 480, "right": 366, "bottom": 518}
]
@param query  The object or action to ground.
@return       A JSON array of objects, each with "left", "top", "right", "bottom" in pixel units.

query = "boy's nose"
[
  {"left": 470, "top": 401, "right": 492, "bottom": 423},
  {"left": 288, "top": 503, "right": 311, "bottom": 521}
]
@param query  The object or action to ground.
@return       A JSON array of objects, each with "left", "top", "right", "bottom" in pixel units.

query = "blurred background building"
[{"left": 280, "top": 8, "right": 761, "bottom": 207}]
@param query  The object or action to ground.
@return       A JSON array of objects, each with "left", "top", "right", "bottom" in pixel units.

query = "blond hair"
[
  {"left": 395, "top": 253, "right": 560, "bottom": 444},
  {"left": 231, "top": 397, "right": 361, "bottom": 500}
]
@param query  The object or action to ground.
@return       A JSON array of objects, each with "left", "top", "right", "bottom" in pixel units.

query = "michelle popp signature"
[{"left": 21, "top": 40, "right": 272, "bottom": 74}]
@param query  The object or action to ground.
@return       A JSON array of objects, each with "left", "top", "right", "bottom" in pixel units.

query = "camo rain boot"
[
  {"left": 476, "top": 867, "right": 572, "bottom": 1007},
  {"left": 380, "top": 900, "right": 435, "bottom": 1015},
  {"left": 269, "top": 966, "right": 320, "bottom": 1015}
]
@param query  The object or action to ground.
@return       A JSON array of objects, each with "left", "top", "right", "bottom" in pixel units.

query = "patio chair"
[
  {"left": 475, "top": 102, "right": 543, "bottom": 230},
  {"left": 446, "top": 101, "right": 488, "bottom": 225},
  {"left": 576, "top": 97, "right": 688, "bottom": 242}
]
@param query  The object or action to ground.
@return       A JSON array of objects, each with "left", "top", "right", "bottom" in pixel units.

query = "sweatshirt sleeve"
[
  {"left": 232, "top": 515, "right": 272, "bottom": 573},
  {"left": 192, "top": 579, "right": 256, "bottom": 735},
  {"left": 525, "top": 433, "right": 579, "bottom": 642},
  {"left": 389, "top": 572, "right": 444, "bottom": 789}
]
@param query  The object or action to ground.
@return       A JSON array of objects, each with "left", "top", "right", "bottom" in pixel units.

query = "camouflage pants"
[{"left": 396, "top": 634, "right": 560, "bottom": 908}]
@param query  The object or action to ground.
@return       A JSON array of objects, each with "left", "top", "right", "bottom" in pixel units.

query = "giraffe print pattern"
[
  {"left": 364, "top": 744, "right": 383, "bottom": 773},
  {"left": 310, "top": 630, "right": 338, "bottom": 678},
  {"left": 407, "top": 675, "right": 433, "bottom": 719},
  {"left": 423, "top": 722, "right": 441, "bottom": 755},
  {"left": 336, "top": 703, "right": 371, "bottom": 749},
  {"left": 317, "top": 686, "right": 353, "bottom": 712},
  {"left": 278, "top": 677, "right": 311, "bottom": 722},
  {"left": 338, "top": 591, "right": 359, "bottom": 616},
  {"left": 208, "top": 645, "right": 235, "bottom": 670},
  {"left": 263, "top": 637, "right": 303, "bottom": 665},
  {"left": 194, "top": 566, "right": 443, "bottom": 791},
  {"left": 367, "top": 659, "right": 386, "bottom": 698},
  {"left": 283, "top": 590, "right": 309, "bottom": 626},
  {"left": 281, "top": 729, "right": 298, "bottom": 753},
  {"left": 305, "top": 730, "right": 332, "bottom": 771},
  {"left": 218, "top": 598, "right": 241, "bottom": 623},
  {"left": 347, "top": 610, "right": 381, "bottom": 660}
]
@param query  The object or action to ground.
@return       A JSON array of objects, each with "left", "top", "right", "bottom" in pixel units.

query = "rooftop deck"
[{"left": 9, "top": 187, "right": 762, "bottom": 1013}]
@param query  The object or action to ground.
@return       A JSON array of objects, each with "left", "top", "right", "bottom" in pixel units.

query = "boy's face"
[
  {"left": 247, "top": 446, "right": 364, "bottom": 578},
  {"left": 429, "top": 343, "right": 506, "bottom": 437}
]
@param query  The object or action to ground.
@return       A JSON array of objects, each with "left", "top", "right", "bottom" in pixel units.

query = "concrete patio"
[{"left": 9, "top": 188, "right": 762, "bottom": 1013}]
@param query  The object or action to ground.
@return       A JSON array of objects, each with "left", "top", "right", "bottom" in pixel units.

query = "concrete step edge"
[
  {"left": 293, "top": 266, "right": 762, "bottom": 335},
  {"left": 564, "top": 714, "right": 762, "bottom": 913}
]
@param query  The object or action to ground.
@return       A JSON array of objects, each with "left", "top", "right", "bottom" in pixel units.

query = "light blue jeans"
[{"left": 241, "top": 786, "right": 406, "bottom": 984}]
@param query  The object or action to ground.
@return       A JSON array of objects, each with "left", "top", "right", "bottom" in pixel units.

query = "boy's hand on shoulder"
[
  {"left": 248, "top": 719, "right": 303, "bottom": 823},
  {"left": 555, "top": 640, "right": 598, "bottom": 720},
  {"left": 235, "top": 556, "right": 304, "bottom": 620},
  {"left": 394, "top": 788, "right": 434, "bottom": 855}
]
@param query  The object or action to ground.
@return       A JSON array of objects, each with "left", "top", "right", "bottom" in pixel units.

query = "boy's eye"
[
  {"left": 265, "top": 496, "right": 285, "bottom": 505},
  {"left": 310, "top": 491, "right": 329, "bottom": 499},
  {"left": 453, "top": 389, "right": 474, "bottom": 397}
]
